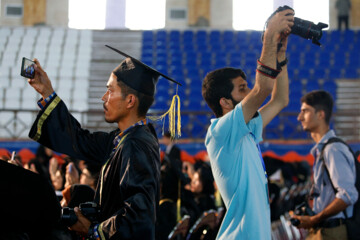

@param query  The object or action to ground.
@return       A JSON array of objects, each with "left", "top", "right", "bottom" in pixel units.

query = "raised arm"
[
  {"left": 27, "top": 58, "right": 55, "bottom": 99},
  {"left": 259, "top": 35, "right": 290, "bottom": 128},
  {"left": 241, "top": 9, "right": 294, "bottom": 123}
]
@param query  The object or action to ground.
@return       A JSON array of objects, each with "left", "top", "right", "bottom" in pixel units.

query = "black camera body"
[
  {"left": 268, "top": 5, "right": 328, "bottom": 46},
  {"left": 290, "top": 202, "right": 315, "bottom": 226},
  {"left": 61, "top": 202, "right": 100, "bottom": 227}
]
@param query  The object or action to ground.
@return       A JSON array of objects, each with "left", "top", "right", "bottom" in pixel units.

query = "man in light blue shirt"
[
  {"left": 202, "top": 8, "right": 294, "bottom": 240},
  {"left": 294, "top": 90, "right": 358, "bottom": 239}
]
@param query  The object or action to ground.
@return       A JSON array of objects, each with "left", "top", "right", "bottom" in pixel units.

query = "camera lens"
[{"left": 61, "top": 207, "right": 78, "bottom": 226}]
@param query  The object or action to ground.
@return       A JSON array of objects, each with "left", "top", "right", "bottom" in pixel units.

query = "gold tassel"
[
  {"left": 176, "top": 179, "right": 181, "bottom": 222},
  {"left": 149, "top": 94, "right": 181, "bottom": 138}
]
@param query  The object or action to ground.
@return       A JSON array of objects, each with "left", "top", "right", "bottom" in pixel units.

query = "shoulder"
[
  {"left": 323, "top": 140, "right": 354, "bottom": 164},
  {"left": 123, "top": 126, "right": 159, "bottom": 152}
]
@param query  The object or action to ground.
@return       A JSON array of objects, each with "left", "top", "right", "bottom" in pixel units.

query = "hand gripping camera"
[
  {"left": 61, "top": 202, "right": 100, "bottom": 226},
  {"left": 290, "top": 202, "right": 315, "bottom": 226},
  {"left": 266, "top": 5, "right": 328, "bottom": 46}
]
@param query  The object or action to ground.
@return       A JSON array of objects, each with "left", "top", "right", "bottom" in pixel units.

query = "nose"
[
  {"left": 102, "top": 91, "right": 108, "bottom": 102},
  {"left": 297, "top": 112, "right": 302, "bottom": 122}
]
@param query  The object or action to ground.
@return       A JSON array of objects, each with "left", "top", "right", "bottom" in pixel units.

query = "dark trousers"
[{"left": 338, "top": 16, "right": 349, "bottom": 30}]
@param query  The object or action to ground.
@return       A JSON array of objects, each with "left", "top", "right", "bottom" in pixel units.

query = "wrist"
[{"left": 312, "top": 213, "right": 324, "bottom": 224}]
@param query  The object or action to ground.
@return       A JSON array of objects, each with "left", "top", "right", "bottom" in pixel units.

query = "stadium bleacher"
[
  {"left": 0, "top": 27, "right": 360, "bottom": 140},
  {"left": 142, "top": 29, "right": 360, "bottom": 139},
  {"left": 0, "top": 27, "right": 92, "bottom": 138}
]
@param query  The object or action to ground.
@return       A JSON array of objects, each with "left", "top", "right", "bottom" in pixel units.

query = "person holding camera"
[
  {"left": 293, "top": 90, "right": 358, "bottom": 239},
  {"left": 201, "top": 7, "right": 294, "bottom": 240},
  {"left": 27, "top": 46, "right": 181, "bottom": 239}
]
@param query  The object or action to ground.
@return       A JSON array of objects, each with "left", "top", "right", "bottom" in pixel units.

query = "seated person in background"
[
  {"left": 25, "top": 158, "right": 48, "bottom": 179},
  {"left": 190, "top": 164, "right": 216, "bottom": 215},
  {"left": 64, "top": 162, "right": 80, "bottom": 188},
  {"left": 49, "top": 157, "right": 66, "bottom": 192},
  {"left": 156, "top": 132, "right": 190, "bottom": 240},
  {"left": 80, "top": 162, "right": 102, "bottom": 190},
  {"left": 0, "top": 149, "right": 11, "bottom": 161},
  {"left": 35, "top": 145, "right": 55, "bottom": 179},
  {"left": 61, "top": 184, "right": 95, "bottom": 208}
]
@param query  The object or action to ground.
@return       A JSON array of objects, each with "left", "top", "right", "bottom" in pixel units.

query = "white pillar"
[
  {"left": 273, "top": 0, "right": 294, "bottom": 10},
  {"left": 211, "top": 0, "right": 233, "bottom": 29},
  {"left": 105, "top": 0, "right": 126, "bottom": 29}
]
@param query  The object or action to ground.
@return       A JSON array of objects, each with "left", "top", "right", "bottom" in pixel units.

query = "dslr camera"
[
  {"left": 61, "top": 202, "right": 100, "bottom": 226},
  {"left": 290, "top": 202, "right": 315, "bottom": 226},
  {"left": 266, "top": 5, "right": 328, "bottom": 46}
]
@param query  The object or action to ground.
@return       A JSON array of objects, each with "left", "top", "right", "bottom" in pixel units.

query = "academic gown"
[{"left": 29, "top": 96, "right": 160, "bottom": 240}]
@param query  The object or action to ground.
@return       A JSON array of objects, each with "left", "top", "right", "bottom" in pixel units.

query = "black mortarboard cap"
[
  {"left": 0, "top": 160, "right": 61, "bottom": 233},
  {"left": 106, "top": 45, "right": 181, "bottom": 96}
]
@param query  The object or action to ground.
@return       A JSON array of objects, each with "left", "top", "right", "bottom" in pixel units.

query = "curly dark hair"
[{"left": 202, "top": 67, "right": 247, "bottom": 118}]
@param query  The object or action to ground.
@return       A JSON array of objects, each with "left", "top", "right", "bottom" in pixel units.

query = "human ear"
[{"left": 220, "top": 98, "right": 231, "bottom": 108}]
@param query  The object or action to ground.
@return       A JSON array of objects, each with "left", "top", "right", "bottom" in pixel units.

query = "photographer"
[
  {"left": 27, "top": 46, "right": 181, "bottom": 239},
  {"left": 201, "top": 7, "right": 294, "bottom": 240},
  {"left": 293, "top": 90, "right": 358, "bottom": 239}
]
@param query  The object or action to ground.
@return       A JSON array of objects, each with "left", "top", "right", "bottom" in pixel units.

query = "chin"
[{"left": 104, "top": 116, "right": 115, "bottom": 123}]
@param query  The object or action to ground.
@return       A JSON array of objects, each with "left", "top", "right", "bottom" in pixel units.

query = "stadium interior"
[{"left": 0, "top": 0, "right": 360, "bottom": 239}]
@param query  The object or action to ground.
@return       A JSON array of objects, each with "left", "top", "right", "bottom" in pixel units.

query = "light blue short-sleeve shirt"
[{"left": 205, "top": 103, "right": 271, "bottom": 240}]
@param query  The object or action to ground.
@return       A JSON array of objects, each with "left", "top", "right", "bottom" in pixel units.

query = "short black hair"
[
  {"left": 117, "top": 80, "right": 154, "bottom": 117},
  {"left": 300, "top": 90, "right": 333, "bottom": 124},
  {"left": 202, "top": 67, "right": 247, "bottom": 118}
]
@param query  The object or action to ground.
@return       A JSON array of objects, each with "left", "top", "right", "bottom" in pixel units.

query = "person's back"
[
  {"left": 202, "top": 7, "right": 295, "bottom": 239},
  {"left": 205, "top": 106, "right": 270, "bottom": 239}
]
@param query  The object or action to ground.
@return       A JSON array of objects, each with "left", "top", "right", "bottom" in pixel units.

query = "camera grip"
[{"left": 290, "top": 218, "right": 300, "bottom": 226}]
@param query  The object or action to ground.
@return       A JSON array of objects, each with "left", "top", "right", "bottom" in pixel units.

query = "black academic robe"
[{"left": 29, "top": 96, "right": 160, "bottom": 240}]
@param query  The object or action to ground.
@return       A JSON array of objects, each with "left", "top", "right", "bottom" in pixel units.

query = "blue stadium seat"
[
  {"left": 209, "top": 30, "right": 221, "bottom": 42},
  {"left": 342, "top": 30, "right": 355, "bottom": 42},
  {"left": 169, "top": 41, "right": 181, "bottom": 50},
  {"left": 186, "top": 68, "right": 200, "bottom": 79},
  {"left": 224, "top": 42, "right": 237, "bottom": 51},
  {"left": 290, "top": 81, "right": 303, "bottom": 91},
  {"left": 152, "top": 96, "right": 168, "bottom": 110},
  {"left": 229, "top": 58, "right": 241, "bottom": 67},
  {"left": 223, "top": 30, "right": 234, "bottom": 42},
  {"left": 197, "top": 43, "right": 209, "bottom": 52},
  {"left": 327, "top": 68, "right": 343, "bottom": 79},
  {"left": 343, "top": 68, "right": 359, "bottom": 78},
  {"left": 169, "top": 30, "right": 180, "bottom": 40},
  {"left": 236, "top": 31, "right": 247, "bottom": 42},
  {"left": 311, "top": 68, "right": 326, "bottom": 79},
  {"left": 305, "top": 79, "right": 321, "bottom": 92},
  {"left": 156, "top": 30, "right": 167, "bottom": 40},
  {"left": 195, "top": 30, "right": 207, "bottom": 41},
  {"left": 143, "top": 31, "right": 153, "bottom": 41},
  {"left": 183, "top": 30, "right": 194, "bottom": 42},
  {"left": 322, "top": 81, "right": 337, "bottom": 97},
  {"left": 329, "top": 30, "right": 341, "bottom": 43}
]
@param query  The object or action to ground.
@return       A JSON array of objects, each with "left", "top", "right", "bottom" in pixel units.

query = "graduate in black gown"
[{"left": 27, "top": 46, "right": 181, "bottom": 240}]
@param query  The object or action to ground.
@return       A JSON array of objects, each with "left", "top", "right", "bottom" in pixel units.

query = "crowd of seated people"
[
  {"left": 0, "top": 144, "right": 102, "bottom": 240},
  {"left": 0, "top": 140, "right": 313, "bottom": 240}
]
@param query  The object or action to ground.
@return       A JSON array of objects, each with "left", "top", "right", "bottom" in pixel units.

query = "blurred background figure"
[
  {"left": 336, "top": 0, "right": 351, "bottom": 30},
  {"left": 190, "top": 164, "right": 216, "bottom": 215},
  {"left": 79, "top": 162, "right": 102, "bottom": 190}
]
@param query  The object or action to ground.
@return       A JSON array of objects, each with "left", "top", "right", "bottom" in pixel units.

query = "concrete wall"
[
  {"left": 0, "top": 0, "right": 359, "bottom": 30},
  {"left": 0, "top": 0, "right": 68, "bottom": 27},
  {"left": 1, "top": 0, "right": 23, "bottom": 26},
  {"left": 165, "top": 0, "right": 188, "bottom": 29},
  {"left": 210, "top": 0, "right": 232, "bottom": 29},
  {"left": 46, "top": 0, "right": 68, "bottom": 27}
]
